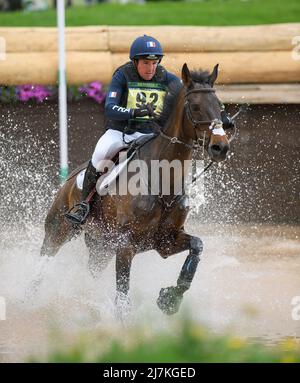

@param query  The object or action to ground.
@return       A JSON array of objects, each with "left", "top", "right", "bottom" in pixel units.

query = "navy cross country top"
[{"left": 104, "top": 64, "right": 181, "bottom": 134}]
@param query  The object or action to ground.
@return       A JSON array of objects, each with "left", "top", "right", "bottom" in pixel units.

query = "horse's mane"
[
  {"left": 157, "top": 79, "right": 183, "bottom": 128},
  {"left": 157, "top": 69, "right": 211, "bottom": 128}
]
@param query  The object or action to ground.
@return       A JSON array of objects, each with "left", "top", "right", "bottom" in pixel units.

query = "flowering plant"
[
  {"left": 79, "top": 81, "right": 106, "bottom": 104},
  {"left": 16, "top": 84, "right": 52, "bottom": 103},
  {"left": 0, "top": 81, "right": 106, "bottom": 104}
]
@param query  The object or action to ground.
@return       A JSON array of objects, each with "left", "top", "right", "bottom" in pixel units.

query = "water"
[
  {"left": 0, "top": 118, "right": 299, "bottom": 361},
  {"left": 0, "top": 219, "right": 299, "bottom": 361}
]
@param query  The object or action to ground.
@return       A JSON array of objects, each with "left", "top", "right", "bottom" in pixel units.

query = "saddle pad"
[
  {"left": 76, "top": 150, "right": 136, "bottom": 192},
  {"left": 76, "top": 169, "right": 86, "bottom": 190},
  {"left": 97, "top": 154, "right": 132, "bottom": 194}
]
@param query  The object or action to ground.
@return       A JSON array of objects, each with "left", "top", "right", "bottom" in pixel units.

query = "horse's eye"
[{"left": 191, "top": 104, "right": 201, "bottom": 112}]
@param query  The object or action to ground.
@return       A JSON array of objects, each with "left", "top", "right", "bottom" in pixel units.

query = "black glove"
[
  {"left": 133, "top": 103, "right": 157, "bottom": 118},
  {"left": 221, "top": 110, "right": 235, "bottom": 130}
]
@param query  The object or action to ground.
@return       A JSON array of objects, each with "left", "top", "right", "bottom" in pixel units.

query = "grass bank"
[
  {"left": 0, "top": 0, "right": 299, "bottom": 27},
  {"left": 30, "top": 319, "right": 300, "bottom": 363}
]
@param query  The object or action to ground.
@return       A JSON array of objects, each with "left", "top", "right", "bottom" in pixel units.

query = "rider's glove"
[
  {"left": 132, "top": 103, "right": 158, "bottom": 118},
  {"left": 221, "top": 110, "right": 235, "bottom": 130}
]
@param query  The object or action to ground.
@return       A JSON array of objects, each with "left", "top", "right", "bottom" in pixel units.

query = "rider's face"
[{"left": 136, "top": 59, "right": 159, "bottom": 80}]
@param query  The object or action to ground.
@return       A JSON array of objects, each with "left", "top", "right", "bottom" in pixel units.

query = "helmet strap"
[{"left": 132, "top": 59, "right": 139, "bottom": 71}]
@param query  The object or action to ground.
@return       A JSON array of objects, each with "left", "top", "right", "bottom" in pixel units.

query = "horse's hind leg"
[
  {"left": 155, "top": 230, "right": 203, "bottom": 315},
  {"left": 115, "top": 247, "right": 134, "bottom": 321},
  {"left": 84, "top": 233, "right": 114, "bottom": 279}
]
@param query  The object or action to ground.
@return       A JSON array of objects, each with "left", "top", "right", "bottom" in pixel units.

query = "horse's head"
[{"left": 181, "top": 63, "right": 230, "bottom": 162}]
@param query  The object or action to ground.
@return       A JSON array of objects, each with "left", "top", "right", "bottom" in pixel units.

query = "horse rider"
[{"left": 65, "top": 35, "right": 234, "bottom": 225}]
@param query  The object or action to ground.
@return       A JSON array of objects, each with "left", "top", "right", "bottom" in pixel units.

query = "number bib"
[{"left": 126, "top": 82, "right": 167, "bottom": 121}]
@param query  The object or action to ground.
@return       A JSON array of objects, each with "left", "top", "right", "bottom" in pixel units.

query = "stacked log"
[{"left": 0, "top": 23, "right": 299, "bottom": 85}]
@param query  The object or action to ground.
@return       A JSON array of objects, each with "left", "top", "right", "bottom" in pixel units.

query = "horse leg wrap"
[
  {"left": 177, "top": 237, "right": 203, "bottom": 292},
  {"left": 157, "top": 238, "right": 202, "bottom": 315}
]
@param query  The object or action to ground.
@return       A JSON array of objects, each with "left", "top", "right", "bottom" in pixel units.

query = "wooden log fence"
[{"left": 0, "top": 24, "right": 300, "bottom": 102}]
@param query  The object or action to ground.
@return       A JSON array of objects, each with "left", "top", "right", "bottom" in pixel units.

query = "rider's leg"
[
  {"left": 81, "top": 160, "right": 99, "bottom": 201},
  {"left": 64, "top": 160, "right": 99, "bottom": 225},
  {"left": 92, "top": 129, "right": 129, "bottom": 171},
  {"left": 65, "top": 129, "right": 151, "bottom": 225},
  {"left": 65, "top": 129, "right": 129, "bottom": 225},
  {"left": 91, "top": 129, "right": 149, "bottom": 171}
]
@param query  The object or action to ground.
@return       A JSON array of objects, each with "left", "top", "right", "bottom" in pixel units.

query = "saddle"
[{"left": 75, "top": 133, "right": 156, "bottom": 193}]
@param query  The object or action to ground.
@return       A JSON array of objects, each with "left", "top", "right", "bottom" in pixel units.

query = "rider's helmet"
[{"left": 129, "top": 35, "right": 164, "bottom": 61}]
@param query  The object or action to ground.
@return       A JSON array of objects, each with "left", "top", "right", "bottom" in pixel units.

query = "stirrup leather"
[{"left": 64, "top": 201, "right": 90, "bottom": 225}]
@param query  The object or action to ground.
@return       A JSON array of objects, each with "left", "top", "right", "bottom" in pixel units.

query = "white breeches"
[{"left": 91, "top": 129, "right": 150, "bottom": 171}]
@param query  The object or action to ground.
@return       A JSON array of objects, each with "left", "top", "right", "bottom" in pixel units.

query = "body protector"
[{"left": 106, "top": 61, "right": 169, "bottom": 134}]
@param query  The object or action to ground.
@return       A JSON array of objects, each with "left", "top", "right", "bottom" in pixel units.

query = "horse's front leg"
[
  {"left": 155, "top": 231, "right": 203, "bottom": 315},
  {"left": 115, "top": 247, "right": 134, "bottom": 321}
]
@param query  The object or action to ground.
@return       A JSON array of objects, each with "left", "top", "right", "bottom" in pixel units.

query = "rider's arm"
[{"left": 105, "top": 70, "right": 134, "bottom": 120}]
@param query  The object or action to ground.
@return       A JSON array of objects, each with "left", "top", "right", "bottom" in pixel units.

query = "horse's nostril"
[
  {"left": 209, "top": 143, "right": 229, "bottom": 160},
  {"left": 211, "top": 144, "right": 221, "bottom": 153}
]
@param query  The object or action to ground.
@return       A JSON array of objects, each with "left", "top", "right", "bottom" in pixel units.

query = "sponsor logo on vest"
[{"left": 112, "top": 105, "right": 131, "bottom": 113}]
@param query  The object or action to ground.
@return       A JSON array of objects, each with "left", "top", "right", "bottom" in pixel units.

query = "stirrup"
[{"left": 64, "top": 201, "right": 90, "bottom": 225}]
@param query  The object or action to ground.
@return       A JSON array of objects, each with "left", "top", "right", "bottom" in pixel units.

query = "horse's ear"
[
  {"left": 209, "top": 64, "right": 219, "bottom": 86},
  {"left": 182, "top": 63, "right": 192, "bottom": 87}
]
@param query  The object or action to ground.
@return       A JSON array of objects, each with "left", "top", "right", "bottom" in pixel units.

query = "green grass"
[
  {"left": 30, "top": 319, "right": 300, "bottom": 363},
  {"left": 0, "top": 0, "right": 300, "bottom": 27}
]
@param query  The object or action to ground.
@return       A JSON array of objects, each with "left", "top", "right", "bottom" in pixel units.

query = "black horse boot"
[
  {"left": 221, "top": 110, "right": 235, "bottom": 130},
  {"left": 65, "top": 161, "right": 100, "bottom": 225},
  {"left": 218, "top": 100, "right": 235, "bottom": 130}
]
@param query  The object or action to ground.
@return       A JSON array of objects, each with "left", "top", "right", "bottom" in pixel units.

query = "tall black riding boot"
[{"left": 65, "top": 161, "right": 100, "bottom": 225}]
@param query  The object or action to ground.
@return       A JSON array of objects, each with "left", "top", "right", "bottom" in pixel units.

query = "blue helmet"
[{"left": 129, "top": 35, "right": 164, "bottom": 61}]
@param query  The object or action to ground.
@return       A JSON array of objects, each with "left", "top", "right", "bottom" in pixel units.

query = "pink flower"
[
  {"left": 16, "top": 84, "right": 52, "bottom": 103},
  {"left": 89, "top": 81, "right": 102, "bottom": 91},
  {"left": 79, "top": 81, "right": 106, "bottom": 104}
]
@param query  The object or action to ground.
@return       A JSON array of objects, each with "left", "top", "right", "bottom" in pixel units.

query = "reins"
[
  {"left": 155, "top": 101, "right": 244, "bottom": 212},
  {"left": 158, "top": 86, "right": 245, "bottom": 185}
]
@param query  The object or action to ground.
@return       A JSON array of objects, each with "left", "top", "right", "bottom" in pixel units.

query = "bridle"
[
  {"left": 159, "top": 86, "right": 242, "bottom": 185},
  {"left": 184, "top": 87, "right": 218, "bottom": 128},
  {"left": 160, "top": 86, "right": 227, "bottom": 151},
  {"left": 185, "top": 87, "right": 228, "bottom": 153}
]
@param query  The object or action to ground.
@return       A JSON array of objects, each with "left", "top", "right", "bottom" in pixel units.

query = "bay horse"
[{"left": 40, "top": 63, "right": 230, "bottom": 316}]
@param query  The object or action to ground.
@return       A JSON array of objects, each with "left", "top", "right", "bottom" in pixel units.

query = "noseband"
[{"left": 157, "top": 86, "right": 242, "bottom": 189}]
